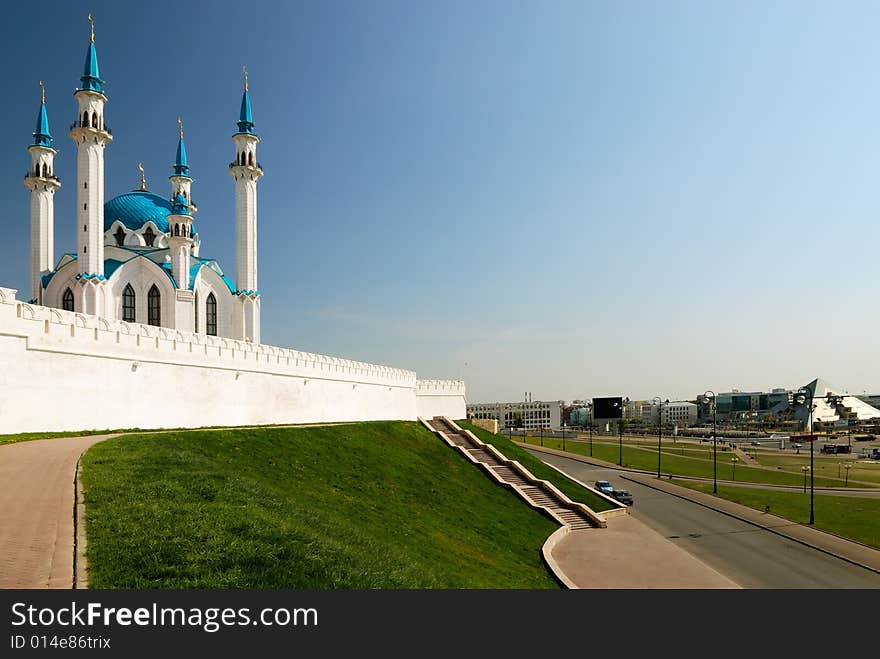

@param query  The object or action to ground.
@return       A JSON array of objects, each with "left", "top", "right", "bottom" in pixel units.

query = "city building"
[
  {"left": 467, "top": 401, "right": 563, "bottom": 431},
  {"left": 656, "top": 401, "right": 697, "bottom": 427}
]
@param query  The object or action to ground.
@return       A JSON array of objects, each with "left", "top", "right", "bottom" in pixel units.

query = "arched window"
[
  {"left": 62, "top": 288, "right": 74, "bottom": 312},
  {"left": 122, "top": 284, "right": 135, "bottom": 322},
  {"left": 147, "top": 285, "right": 161, "bottom": 327},
  {"left": 248, "top": 152, "right": 254, "bottom": 166},
  {"left": 91, "top": 111, "right": 98, "bottom": 128},
  {"left": 41, "top": 163, "right": 48, "bottom": 177},
  {"left": 114, "top": 226, "right": 126, "bottom": 246},
  {"left": 206, "top": 292, "right": 217, "bottom": 336},
  {"left": 35, "top": 164, "right": 40, "bottom": 176},
  {"left": 82, "top": 111, "right": 88, "bottom": 127},
  {"left": 173, "top": 224, "right": 179, "bottom": 237},
  {"left": 143, "top": 227, "right": 155, "bottom": 247}
]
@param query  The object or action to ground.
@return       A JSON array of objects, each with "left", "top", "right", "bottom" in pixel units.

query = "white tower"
[
  {"left": 228, "top": 67, "right": 263, "bottom": 343},
  {"left": 68, "top": 15, "right": 112, "bottom": 316},
  {"left": 23, "top": 82, "right": 60, "bottom": 304}
]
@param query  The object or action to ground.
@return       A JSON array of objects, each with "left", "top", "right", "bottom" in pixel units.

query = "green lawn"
[
  {"left": 454, "top": 420, "right": 616, "bottom": 512},
  {"left": 521, "top": 435, "right": 867, "bottom": 489},
  {"left": 81, "top": 421, "right": 562, "bottom": 589},
  {"left": 676, "top": 481, "right": 880, "bottom": 549}
]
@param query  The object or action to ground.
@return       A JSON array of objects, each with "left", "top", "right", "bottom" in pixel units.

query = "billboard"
[{"left": 592, "top": 397, "right": 623, "bottom": 419}]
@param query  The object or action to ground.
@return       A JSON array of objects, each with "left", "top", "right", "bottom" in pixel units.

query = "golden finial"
[
  {"left": 137, "top": 162, "right": 147, "bottom": 191},
  {"left": 243, "top": 65, "right": 248, "bottom": 92},
  {"left": 88, "top": 13, "right": 95, "bottom": 43},
  {"left": 39, "top": 80, "right": 45, "bottom": 105},
  {"left": 177, "top": 116, "right": 184, "bottom": 139}
]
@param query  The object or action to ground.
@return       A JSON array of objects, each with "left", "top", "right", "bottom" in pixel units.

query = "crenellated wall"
[{"left": 0, "top": 287, "right": 465, "bottom": 434}]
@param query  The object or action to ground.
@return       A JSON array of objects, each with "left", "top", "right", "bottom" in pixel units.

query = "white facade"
[
  {"left": 467, "top": 401, "right": 563, "bottom": 431},
  {"left": 29, "top": 29, "right": 259, "bottom": 343},
  {"left": 0, "top": 289, "right": 465, "bottom": 434},
  {"left": 655, "top": 401, "right": 698, "bottom": 426}
]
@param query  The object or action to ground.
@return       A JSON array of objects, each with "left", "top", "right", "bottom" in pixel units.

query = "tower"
[
  {"left": 169, "top": 117, "right": 197, "bottom": 215},
  {"left": 68, "top": 14, "right": 112, "bottom": 316},
  {"left": 23, "top": 82, "right": 60, "bottom": 305},
  {"left": 228, "top": 66, "right": 263, "bottom": 343}
]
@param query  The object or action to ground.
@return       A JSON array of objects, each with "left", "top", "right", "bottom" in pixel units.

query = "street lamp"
[
  {"left": 801, "top": 465, "right": 810, "bottom": 493},
  {"left": 844, "top": 463, "right": 852, "bottom": 487},
  {"left": 588, "top": 402, "right": 593, "bottom": 457},
  {"left": 731, "top": 455, "right": 738, "bottom": 481},
  {"left": 562, "top": 422, "right": 566, "bottom": 452},
  {"left": 507, "top": 405, "right": 512, "bottom": 443},
  {"left": 653, "top": 397, "right": 668, "bottom": 478},
  {"left": 618, "top": 419, "right": 623, "bottom": 466},
  {"left": 795, "top": 387, "right": 816, "bottom": 525},
  {"left": 704, "top": 390, "right": 718, "bottom": 494}
]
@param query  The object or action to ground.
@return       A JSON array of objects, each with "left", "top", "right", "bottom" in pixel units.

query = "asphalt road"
[{"left": 528, "top": 449, "right": 880, "bottom": 588}]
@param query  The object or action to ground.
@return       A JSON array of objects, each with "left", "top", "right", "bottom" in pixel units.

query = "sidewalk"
[{"left": 0, "top": 434, "right": 119, "bottom": 588}]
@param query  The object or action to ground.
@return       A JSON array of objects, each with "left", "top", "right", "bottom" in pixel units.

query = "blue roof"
[
  {"left": 173, "top": 137, "right": 189, "bottom": 177},
  {"left": 32, "top": 102, "right": 52, "bottom": 148},
  {"left": 237, "top": 89, "right": 255, "bottom": 134},
  {"left": 104, "top": 191, "right": 176, "bottom": 232},
  {"left": 171, "top": 193, "right": 191, "bottom": 216},
  {"left": 79, "top": 41, "right": 103, "bottom": 93}
]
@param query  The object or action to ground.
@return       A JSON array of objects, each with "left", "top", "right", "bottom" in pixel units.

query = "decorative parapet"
[
  {"left": 416, "top": 379, "right": 466, "bottom": 396},
  {"left": 1, "top": 289, "right": 418, "bottom": 387}
]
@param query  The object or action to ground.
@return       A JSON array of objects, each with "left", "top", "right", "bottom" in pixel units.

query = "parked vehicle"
[
  {"left": 595, "top": 480, "right": 613, "bottom": 495},
  {"left": 612, "top": 489, "right": 633, "bottom": 506}
]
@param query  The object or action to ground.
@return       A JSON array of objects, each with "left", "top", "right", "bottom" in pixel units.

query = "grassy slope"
[
  {"left": 677, "top": 481, "right": 880, "bottom": 549},
  {"left": 81, "top": 421, "right": 560, "bottom": 589},
  {"left": 455, "top": 420, "right": 615, "bottom": 512}
]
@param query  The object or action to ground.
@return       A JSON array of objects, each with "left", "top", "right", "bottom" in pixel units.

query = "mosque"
[{"left": 24, "top": 16, "right": 262, "bottom": 343}]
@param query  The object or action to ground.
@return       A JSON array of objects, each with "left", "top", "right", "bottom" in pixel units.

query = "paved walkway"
[
  {"left": 551, "top": 517, "right": 739, "bottom": 588},
  {"left": 0, "top": 434, "right": 119, "bottom": 588}
]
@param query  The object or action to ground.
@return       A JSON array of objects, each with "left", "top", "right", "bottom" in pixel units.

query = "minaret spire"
[
  {"left": 25, "top": 80, "right": 60, "bottom": 304},
  {"left": 229, "top": 70, "right": 263, "bottom": 342},
  {"left": 70, "top": 12, "right": 112, "bottom": 315},
  {"left": 137, "top": 162, "right": 147, "bottom": 191}
]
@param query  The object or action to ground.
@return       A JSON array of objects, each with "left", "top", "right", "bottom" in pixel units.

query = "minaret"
[
  {"left": 167, "top": 193, "right": 194, "bottom": 295},
  {"left": 169, "top": 117, "right": 197, "bottom": 214},
  {"left": 228, "top": 66, "right": 263, "bottom": 343},
  {"left": 23, "top": 82, "right": 61, "bottom": 305},
  {"left": 68, "top": 14, "right": 112, "bottom": 316}
]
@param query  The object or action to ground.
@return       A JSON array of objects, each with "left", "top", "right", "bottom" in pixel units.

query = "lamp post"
[
  {"left": 731, "top": 455, "right": 738, "bottom": 481},
  {"left": 802, "top": 465, "right": 810, "bottom": 493},
  {"left": 618, "top": 420, "right": 623, "bottom": 466},
  {"left": 704, "top": 390, "right": 717, "bottom": 494},
  {"left": 540, "top": 421, "right": 543, "bottom": 447},
  {"left": 795, "top": 387, "right": 816, "bottom": 525},
  {"left": 844, "top": 463, "right": 852, "bottom": 487},
  {"left": 653, "top": 397, "right": 668, "bottom": 478},
  {"left": 507, "top": 405, "right": 512, "bottom": 443},
  {"left": 588, "top": 403, "right": 593, "bottom": 457},
  {"left": 562, "top": 422, "right": 566, "bottom": 452}
]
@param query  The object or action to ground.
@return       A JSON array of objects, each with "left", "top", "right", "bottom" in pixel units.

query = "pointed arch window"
[
  {"left": 91, "top": 111, "right": 98, "bottom": 128},
  {"left": 114, "top": 226, "right": 126, "bottom": 246},
  {"left": 143, "top": 227, "right": 155, "bottom": 247},
  {"left": 248, "top": 152, "right": 254, "bottom": 166},
  {"left": 148, "top": 285, "right": 161, "bottom": 327},
  {"left": 122, "top": 284, "right": 136, "bottom": 322},
  {"left": 62, "top": 288, "right": 74, "bottom": 312},
  {"left": 206, "top": 292, "right": 217, "bottom": 336}
]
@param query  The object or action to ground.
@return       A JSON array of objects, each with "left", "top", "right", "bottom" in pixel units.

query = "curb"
[{"left": 74, "top": 457, "right": 88, "bottom": 589}]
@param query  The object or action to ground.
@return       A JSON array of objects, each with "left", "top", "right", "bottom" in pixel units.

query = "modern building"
[
  {"left": 656, "top": 401, "right": 697, "bottom": 427},
  {"left": 467, "top": 401, "right": 563, "bottom": 431}
]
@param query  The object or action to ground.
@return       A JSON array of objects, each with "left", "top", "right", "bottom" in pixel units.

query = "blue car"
[{"left": 595, "top": 480, "right": 613, "bottom": 495}]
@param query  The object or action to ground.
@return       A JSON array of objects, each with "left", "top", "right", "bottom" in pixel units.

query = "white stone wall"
[{"left": 0, "top": 287, "right": 465, "bottom": 434}]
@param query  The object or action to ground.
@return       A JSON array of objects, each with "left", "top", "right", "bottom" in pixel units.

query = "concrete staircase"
[{"left": 423, "top": 417, "right": 603, "bottom": 530}]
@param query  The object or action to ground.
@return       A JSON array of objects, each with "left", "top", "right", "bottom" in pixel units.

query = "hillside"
[{"left": 81, "top": 421, "right": 566, "bottom": 588}]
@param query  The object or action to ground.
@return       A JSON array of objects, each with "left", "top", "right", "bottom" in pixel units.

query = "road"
[{"left": 528, "top": 449, "right": 880, "bottom": 588}]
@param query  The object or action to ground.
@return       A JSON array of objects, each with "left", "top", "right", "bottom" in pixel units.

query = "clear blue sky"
[{"left": 2, "top": 1, "right": 879, "bottom": 403}]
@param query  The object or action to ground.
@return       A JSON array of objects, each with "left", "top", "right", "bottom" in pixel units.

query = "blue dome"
[{"left": 104, "top": 191, "right": 174, "bottom": 232}]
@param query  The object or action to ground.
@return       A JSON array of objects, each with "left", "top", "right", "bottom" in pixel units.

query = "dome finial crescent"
[{"left": 137, "top": 162, "right": 147, "bottom": 191}]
